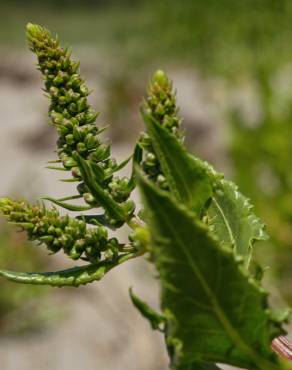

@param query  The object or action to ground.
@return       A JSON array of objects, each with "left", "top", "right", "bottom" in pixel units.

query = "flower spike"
[
  {"left": 0, "top": 198, "right": 118, "bottom": 263},
  {"left": 140, "top": 70, "right": 184, "bottom": 188},
  {"left": 26, "top": 23, "right": 134, "bottom": 225}
]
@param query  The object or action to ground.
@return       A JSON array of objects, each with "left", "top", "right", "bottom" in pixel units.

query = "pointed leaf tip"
[
  {"left": 141, "top": 115, "right": 213, "bottom": 214},
  {"left": 74, "top": 154, "right": 127, "bottom": 222},
  {"left": 129, "top": 288, "right": 165, "bottom": 331}
]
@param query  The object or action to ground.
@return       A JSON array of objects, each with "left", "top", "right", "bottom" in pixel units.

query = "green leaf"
[
  {"left": 141, "top": 110, "right": 267, "bottom": 266},
  {"left": 114, "top": 154, "right": 133, "bottom": 172},
  {"left": 136, "top": 170, "right": 286, "bottom": 370},
  {"left": 0, "top": 253, "right": 136, "bottom": 287},
  {"left": 74, "top": 154, "right": 127, "bottom": 221},
  {"left": 43, "top": 196, "right": 93, "bottom": 212},
  {"left": 142, "top": 111, "right": 213, "bottom": 215},
  {"left": 46, "top": 166, "right": 69, "bottom": 171},
  {"left": 59, "top": 178, "right": 80, "bottom": 183},
  {"left": 57, "top": 195, "right": 83, "bottom": 201},
  {"left": 129, "top": 288, "right": 165, "bottom": 331},
  {"left": 184, "top": 154, "right": 268, "bottom": 268},
  {"left": 207, "top": 178, "right": 268, "bottom": 268}
]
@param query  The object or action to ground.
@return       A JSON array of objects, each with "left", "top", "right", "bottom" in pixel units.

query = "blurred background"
[{"left": 1, "top": 1, "right": 292, "bottom": 369}]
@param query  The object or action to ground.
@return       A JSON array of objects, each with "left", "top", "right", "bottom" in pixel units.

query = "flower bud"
[
  {"left": 76, "top": 142, "right": 87, "bottom": 154},
  {"left": 79, "top": 84, "right": 90, "bottom": 96},
  {"left": 68, "top": 102, "right": 78, "bottom": 114},
  {"left": 121, "top": 200, "right": 135, "bottom": 216},
  {"left": 75, "top": 112, "right": 86, "bottom": 124},
  {"left": 77, "top": 97, "right": 87, "bottom": 113},
  {"left": 145, "top": 152, "right": 158, "bottom": 167},
  {"left": 63, "top": 156, "right": 77, "bottom": 169},
  {"left": 85, "top": 111, "right": 98, "bottom": 124},
  {"left": 157, "top": 174, "right": 168, "bottom": 189},
  {"left": 53, "top": 73, "right": 63, "bottom": 85},
  {"left": 58, "top": 96, "right": 67, "bottom": 106},
  {"left": 62, "top": 119, "right": 74, "bottom": 130},
  {"left": 72, "top": 126, "right": 84, "bottom": 142},
  {"left": 89, "top": 144, "right": 110, "bottom": 162},
  {"left": 49, "top": 86, "right": 59, "bottom": 98},
  {"left": 68, "top": 74, "right": 81, "bottom": 89},
  {"left": 69, "top": 246, "right": 82, "bottom": 260},
  {"left": 85, "top": 134, "right": 99, "bottom": 150},
  {"left": 71, "top": 166, "right": 81, "bottom": 178},
  {"left": 65, "top": 134, "right": 75, "bottom": 145},
  {"left": 83, "top": 192, "right": 98, "bottom": 206},
  {"left": 56, "top": 125, "right": 69, "bottom": 136}
]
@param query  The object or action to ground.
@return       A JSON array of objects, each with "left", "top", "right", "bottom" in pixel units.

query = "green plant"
[{"left": 0, "top": 24, "right": 291, "bottom": 370}]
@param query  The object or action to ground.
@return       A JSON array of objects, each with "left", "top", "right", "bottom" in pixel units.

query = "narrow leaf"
[
  {"left": 129, "top": 288, "right": 165, "bottom": 331},
  {"left": 46, "top": 166, "right": 69, "bottom": 171},
  {"left": 114, "top": 154, "right": 132, "bottom": 172},
  {"left": 74, "top": 154, "right": 127, "bottom": 221},
  {"left": 43, "top": 196, "right": 93, "bottom": 211},
  {"left": 59, "top": 178, "right": 80, "bottom": 183},
  {"left": 57, "top": 195, "right": 83, "bottom": 201}
]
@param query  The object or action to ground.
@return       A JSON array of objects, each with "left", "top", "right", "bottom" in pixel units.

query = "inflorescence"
[
  {"left": 140, "top": 70, "right": 183, "bottom": 189},
  {"left": 0, "top": 198, "right": 119, "bottom": 263},
  {"left": 26, "top": 24, "right": 133, "bottom": 218}
]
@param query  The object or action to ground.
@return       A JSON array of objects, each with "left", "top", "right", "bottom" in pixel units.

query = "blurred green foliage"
[
  {"left": 230, "top": 68, "right": 292, "bottom": 300},
  {"left": 1, "top": 0, "right": 292, "bottom": 76}
]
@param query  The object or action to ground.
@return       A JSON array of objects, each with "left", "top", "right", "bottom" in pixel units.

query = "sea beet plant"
[{"left": 0, "top": 24, "right": 291, "bottom": 370}]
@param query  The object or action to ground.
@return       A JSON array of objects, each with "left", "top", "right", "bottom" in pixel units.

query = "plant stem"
[{"left": 272, "top": 336, "right": 292, "bottom": 360}]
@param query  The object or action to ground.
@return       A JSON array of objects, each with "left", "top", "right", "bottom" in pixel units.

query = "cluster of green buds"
[
  {"left": 0, "top": 198, "right": 119, "bottom": 263},
  {"left": 26, "top": 24, "right": 133, "bottom": 220},
  {"left": 140, "top": 70, "right": 183, "bottom": 189}
]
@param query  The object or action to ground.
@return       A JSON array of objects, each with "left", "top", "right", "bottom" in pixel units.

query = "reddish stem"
[{"left": 272, "top": 336, "right": 292, "bottom": 360}]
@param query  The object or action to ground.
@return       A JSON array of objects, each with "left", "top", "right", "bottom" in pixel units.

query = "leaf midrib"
[
  {"left": 148, "top": 122, "right": 193, "bottom": 205},
  {"left": 211, "top": 196, "right": 235, "bottom": 246},
  {"left": 156, "top": 140, "right": 193, "bottom": 203},
  {"left": 152, "top": 196, "right": 277, "bottom": 370}
]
